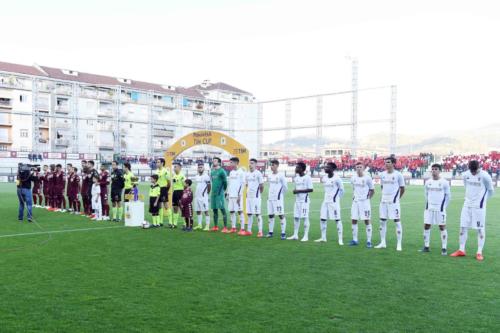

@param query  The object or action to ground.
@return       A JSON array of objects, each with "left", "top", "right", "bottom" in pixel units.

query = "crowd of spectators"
[{"left": 442, "top": 152, "right": 500, "bottom": 178}]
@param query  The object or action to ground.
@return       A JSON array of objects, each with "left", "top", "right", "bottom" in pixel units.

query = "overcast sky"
[{"left": 2, "top": 0, "right": 499, "bottom": 142}]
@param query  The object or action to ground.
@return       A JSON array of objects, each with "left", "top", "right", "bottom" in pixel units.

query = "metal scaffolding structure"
[
  {"left": 284, "top": 99, "right": 292, "bottom": 156},
  {"left": 350, "top": 58, "right": 359, "bottom": 157},
  {"left": 390, "top": 85, "right": 398, "bottom": 154},
  {"left": 315, "top": 96, "right": 323, "bottom": 156}
]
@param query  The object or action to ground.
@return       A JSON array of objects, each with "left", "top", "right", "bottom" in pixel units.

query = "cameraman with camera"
[{"left": 16, "top": 163, "right": 39, "bottom": 222}]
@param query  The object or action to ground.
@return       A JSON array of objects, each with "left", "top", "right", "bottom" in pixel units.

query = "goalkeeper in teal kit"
[{"left": 210, "top": 157, "right": 228, "bottom": 232}]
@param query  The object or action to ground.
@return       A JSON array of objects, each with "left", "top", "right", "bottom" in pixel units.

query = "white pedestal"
[{"left": 124, "top": 201, "right": 145, "bottom": 227}]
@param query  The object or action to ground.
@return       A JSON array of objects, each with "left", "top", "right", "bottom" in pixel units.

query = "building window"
[
  {"left": 20, "top": 129, "right": 28, "bottom": 138},
  {"left": 129, "top": 123, "right": 133, "bottom": 129},
  {"left": 0, "top": 145, "right": 8, "bottom": 151},
  {"left": 20, "top": 146, "right": 28, "bottom": 152},
  {"left": 19, "top": 94, "right": 28, "bottom": 103}
]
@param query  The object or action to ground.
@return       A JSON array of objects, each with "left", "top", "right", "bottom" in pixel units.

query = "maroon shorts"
[{"left": 181, "top": 204, "right": 193, "bottom": 219}]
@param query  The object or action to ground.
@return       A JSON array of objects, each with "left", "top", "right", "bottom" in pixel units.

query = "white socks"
[
  {"left": 366, "top": 224, "right": 372, "bottom": 243},
  {"left": 240, "top": 212, "right": 245, "bottom": 229},
  {"left": 478, "top": 227, "right": 485, "bottom": 254},
  {"left": 424, "top": 229, "right": 430, "bottom": 247},
  {"left": 230, "top": 212, "right": 237, "bottom": 228},
  {"left": 303, "top": 217, "right": 310, "bottom": 240},
  {"left": 440, "top": 229, "right": 447, "bottom": 250},
  {"left": 352, "top": 223, "right": 358, "bottom": 242},
  {"left": 320, "top": 220, "right": 327, "bottom": 240},
  {"left": 197, "top": 214, "right": 203, "bottom": 227},
  {"left": 395, "top": 221, "right": 403, "bottom": 245},
  {"left": 280, "top": 217, "right": 286, "bottom": 234},
  {"left": 293, "top": 218, "right": 300, "bottom": 237},
  {"left": 459, "top": 227, "right": 468, "bottom": 252},
  {"left": 247, "top": 215, "right": 254, "bottom": 232},
  {"left": 425, "top": 228, "right": 448, "bottom": 249},
  {"left": 379, "top": 220, "right": 387, "bottom": 244},
  {"left": 269, "top": 217, "right": 275, "bottom": 233},
  {"left": 205, "top": 215, "right": 210, "bottom": 228},
  {"left": 257, "top": 215, "right": 263, "bottom": 233},
  {"left": 336, "top": 220, "right": 343, "bottom": 243}
]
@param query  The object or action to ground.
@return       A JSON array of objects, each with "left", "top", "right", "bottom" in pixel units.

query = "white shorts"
[
  {"left": 320, "top": 201, "right": 341, "bottom": 220},
  {"left": 267, "top": 200, "right": 285, "bottom": 216},
  {"left": 460, "top": 206, "right": 486, "bottom": 229},
  {"left": 246, "top": 198, "right": 262, "bottom": 215},
  {"left": 424, "top": 210, "right": 446, "bottom": 225},
  {"left": 228, "top": 197, "right": 242, "bottom": 212},
  {"left": 351, "top": 200, "right": 371, "bottom": 221},
  {"left": 379, "top": 201, "right": 401, "bottom": 220},
  {"left": 294, "top": 201, "right": 310, "bottom": 219},
  {"left": 194, "top": 197, "right": 209, "bottom": 212}
]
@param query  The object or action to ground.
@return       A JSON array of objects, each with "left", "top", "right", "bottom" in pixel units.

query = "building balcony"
[
  {"left": 54, "top": 120, "right": 71, "bottom": 129},
  {"left": 37, "top": 82, "right": 55, "bottom": 92},
  {"left": 0, "top": 76, "right": 28, "bottom": 90},
  {"left": 153, "top": 129, "right": 175, "bottom": 138},
  {"left": 0, "top": 99, "right": 12, "bottom": 109},
  {"left": 54, "top": 86, "right": 72, "bottom": 95},
  {"left": 36, "top": 102, "right": 50, "bottom": 110},
  {"left": 97, "top": 123, "right": 114, "bottom": 131},
  {"left": 153, "top": 143, "right": 170, "bottom": 151},
  {"left": 54, "top": 138, "right": 70, "bottom": 147},
  {"left": 0, "top": 138, "right": 13, "bottom": 144},
  {"left": 153, "top": 98, "right": 176, "bottom": 108},
  {"left": 153, "top": 117, "right": 176, "bottom": 126},
  {"left": 97, "top": 107, "right": 114, "bottom": 118},
  {"left": 80, "top": 89, "right": 98, "bottom": 99},
  {"left": 0, "top": 117, "right": 12, "bottom": 126},
  {"left": 98, "top": 141, "right": 114, "bottom": 149},
  {"left": 98, "top": 90, "right": 114, "bottom": 100},
  {"left": 55, "top": 104, "right": 70, "bottom": 113}
]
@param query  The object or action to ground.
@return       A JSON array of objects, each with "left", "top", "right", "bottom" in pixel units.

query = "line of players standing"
[
  {"left": 31, "top": 160, "right": 136, "bottom": 222},
  {"left": 189, "top": 156, "right": 494, "bottom": 261}
]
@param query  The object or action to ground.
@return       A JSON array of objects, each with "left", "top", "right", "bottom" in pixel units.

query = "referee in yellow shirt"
[
  {"left": 155, "top": 158, "right": 171, "bottom": 227},
  {"left": 171, "top": 162, "right": 186, "bottom": 228}
]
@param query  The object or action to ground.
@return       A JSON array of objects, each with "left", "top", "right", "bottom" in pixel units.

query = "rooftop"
[{"left": 0, "top": 61, "right": 247, "bottom": 100}]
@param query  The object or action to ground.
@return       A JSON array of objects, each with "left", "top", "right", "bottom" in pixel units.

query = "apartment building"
[{"left": 0, "top": 61, "right": 259, "bottom": 158}]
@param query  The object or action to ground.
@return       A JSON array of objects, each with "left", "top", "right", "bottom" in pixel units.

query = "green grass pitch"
[{"left": 1, "top": 182, "right": 499, "bottom": 332}]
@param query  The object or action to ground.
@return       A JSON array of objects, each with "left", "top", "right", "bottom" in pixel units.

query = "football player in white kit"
[
  {"left": 193, "top": 163, "right": 211, "bottom": 231},
  {"left": 266, "top": 159, "right": 288, "bottom": 240},
  {"left": 375, "top": 157, "right": 405, "bottom": 251},
  {"left": 315, "top": 162, "right": 344, "bottom": 244},
  {"left": 349, "top": 162, "right": 375, "bottom": 247},
  {"left": 451, "top": 160, "right": 494, "bottom": 261},
  {"left": 226, "top": 157, "right": 246, "bottom": 234},
  {"left": 421, "top": 164, "right": 450, "bottom": 255},
  {"left": 242, "top": 158, "right": 264, "bottom": 237},
  {"left": 287, "top": 162, "right": 314, "bottom": 242}
]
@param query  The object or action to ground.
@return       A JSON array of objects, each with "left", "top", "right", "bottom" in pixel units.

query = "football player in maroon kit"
[
  {"left": 47, "top": 164, "right": 56, "bottom": 211},
  {"left": 99, "top": 163, "right": 110, "bottom": 220},
  {"left": 54, "top": 164, "right": 66, "bottom": 212},
  {"left": 67, "top": 166, "right": 81, "bottom": 214},
  {"left": 41, "top": 165, "right": 50, "bottom": 208},
  {"left": 32, "top": 166, "right": 43, "bottom": 207},
  {"left": 80, "top": 160, "right": 91, "bottom": 216}
]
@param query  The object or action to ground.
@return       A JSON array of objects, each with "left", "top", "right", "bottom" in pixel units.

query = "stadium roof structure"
[
  {"left": 190, "top": 81, "right": 251, "bottom": 95},
  {"left": 0, "top": 60, "right": 208, "bottom": 99}
]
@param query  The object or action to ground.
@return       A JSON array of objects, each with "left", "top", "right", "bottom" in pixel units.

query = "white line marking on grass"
[{"left": 0, "top": 226, "right": 123, "bottom": 239}]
